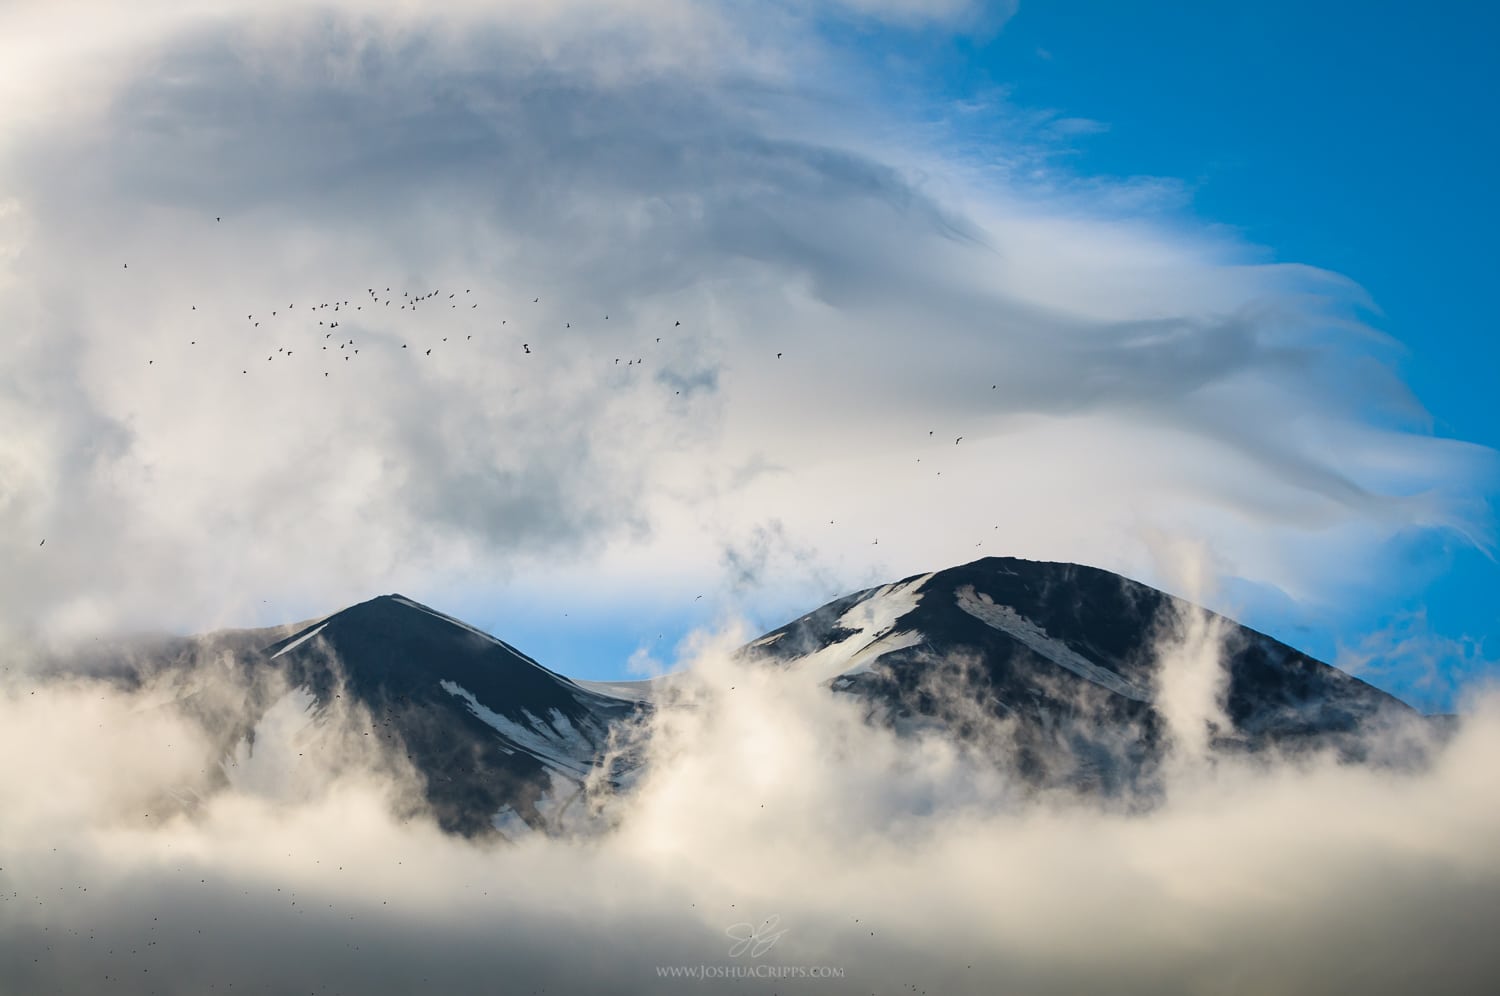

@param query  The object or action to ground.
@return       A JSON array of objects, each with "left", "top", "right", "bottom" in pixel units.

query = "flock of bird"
[
  {"left": 122, "top": 219, "right": 731, "bottom": 383},
  {"left": 146, "top": 277, "right": 686, "bottom": 379},
  {"left": 30, "top": 231, "right": 999, "bottom": 555}
]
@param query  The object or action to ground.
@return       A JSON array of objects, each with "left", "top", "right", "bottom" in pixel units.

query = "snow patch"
[
  {"left": 491, "top": 806, "right": 534, "bottom": 841},
  {"left": 392, "top": 596, "right": 624, "bottom": 702},
  {"left": 270, "top": 622, "right": 328, "bottom": 659},
  {"left": 390, "top": 595, "right": 511, "bottom": 648},
  {"left": 783, "top": 572, "right": 935, "bottom": 683},
  {"left": 440, "top": 680, "right": 602, "bottom": 778},
  {"left": 955, "top": 585, "right": 1151, "bottom": 702},
  {"left": 573, "top": 678, "right": 656, "bottom": 703}
]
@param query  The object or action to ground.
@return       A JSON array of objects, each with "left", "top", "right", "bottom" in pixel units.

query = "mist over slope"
[
  {"left": 19, "top": 556, "right": 1431, "bottom": 840},
  {"left": 4, "top": 556, "right": 1496, "bottom": 994}
]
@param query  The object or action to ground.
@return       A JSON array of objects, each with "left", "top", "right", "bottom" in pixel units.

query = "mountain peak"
[{"left": 205, "top": 557, "right": 1427, "bottom": 837}]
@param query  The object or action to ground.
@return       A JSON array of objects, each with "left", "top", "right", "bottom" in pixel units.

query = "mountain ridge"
[{"left": 33, "top": 556, "right": 1432, "bottom": 837}]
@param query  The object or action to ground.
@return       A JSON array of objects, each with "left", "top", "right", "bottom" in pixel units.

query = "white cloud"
[
  {"left": 0, "top": 631, "right": 1495, "bottom": 994},
  {"left": 0, "top": 0, "right": 1491, "bottom": 647}
]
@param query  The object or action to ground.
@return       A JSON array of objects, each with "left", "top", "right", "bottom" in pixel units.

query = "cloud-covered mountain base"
[{"left": 2, "top": 631, "right": 1497, "bottom": 996}]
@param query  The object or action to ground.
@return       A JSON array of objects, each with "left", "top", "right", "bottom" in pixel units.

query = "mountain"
[
  {"left": 254, "top": 594, "right": 649, "bottom": 836},
  {"left": 746, "top": 557, "right": 1421, "bottom": 794},
  {"left": 52, "top": 557, "right": 1426, "bottom": 836}
]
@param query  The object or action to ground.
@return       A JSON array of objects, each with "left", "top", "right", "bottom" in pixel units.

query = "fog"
[{"left": 2, "top": 622, "right": 1496, "bottom": 995}]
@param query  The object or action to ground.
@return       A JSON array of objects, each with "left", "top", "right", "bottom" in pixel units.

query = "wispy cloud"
[{"left": 0, "top": 0, "right": 1491, "bottom": 643}]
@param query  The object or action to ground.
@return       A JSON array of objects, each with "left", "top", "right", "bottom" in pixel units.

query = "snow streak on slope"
[
  {"left": 392, "top": 595, "right": 640, "bottom": 705},
  {"left": 389, "top": 595, "right": 517, "bottom": 649},
  {"left": 439, "top": 680, "right": 602, "bottom": 779},
  {"left": 269, "top": 623, "right": 328, "bottom": 660},
  {"left": 955, "top": 584, "right": 1152, "bottom": 702},
  {"left": 782, "top": 573, "right": 935, "bottom": 683},
  {"left": 572, "top": 678, "right": 655, "bottom": 703}
]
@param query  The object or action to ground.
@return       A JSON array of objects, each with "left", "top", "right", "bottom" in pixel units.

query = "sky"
[
  {"left": 1, "top": 0, "right": 1496, "bottom": 711},
  {"left": 3, "top": 5, "right": 1500, "bottom": 992}
]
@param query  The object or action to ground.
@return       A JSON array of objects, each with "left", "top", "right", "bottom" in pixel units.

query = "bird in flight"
[{"left": 523, "top": 344, "right": 531, "bottom": 354}]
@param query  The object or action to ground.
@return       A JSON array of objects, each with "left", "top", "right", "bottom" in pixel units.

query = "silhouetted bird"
[{"left": 523, "top": 344, "right": 531, "bottom": 354}]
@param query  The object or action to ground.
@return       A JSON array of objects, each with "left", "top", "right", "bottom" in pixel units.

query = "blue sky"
[
  {"left": 955, "top": 1, "right": 1500, "bottom": 709},
  {"left": 4, "top": 0, "right": 1494, "bottom": 712},
  {"left": 467, "top": 2, "right": 1500, "bottom": 709}
]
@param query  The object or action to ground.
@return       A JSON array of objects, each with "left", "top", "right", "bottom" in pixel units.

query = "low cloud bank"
[{"left": 1, "top": 625, "right": 1496, "bottom": 995}]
